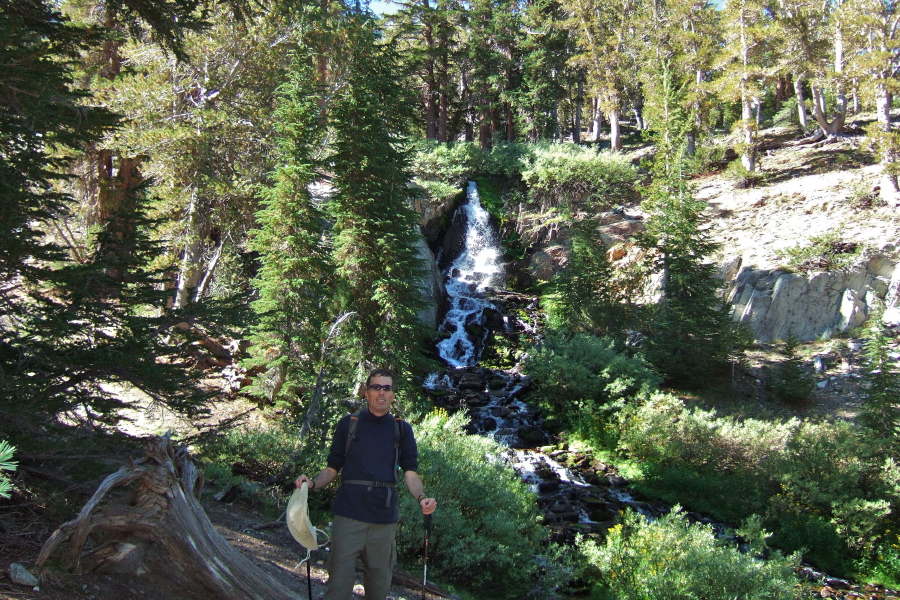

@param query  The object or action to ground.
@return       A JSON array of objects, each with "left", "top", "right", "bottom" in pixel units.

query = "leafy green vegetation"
[
  {"left": 580, "top": 510, "right": 801, "bottom": 600},
  {"left": 396, "top": 410, "right": 555, "bottom": 598},
  {"left": 775, "top": 228, "right": 862, "bottom": 273},
  {"left": 0, "top": 441, "right": 16, "bottom": 499},
  {"left": 611, "top": 392, "right": 900, "bottom": 577},
  {"left": 524, "top": 332, "right": 661, "bottom": 446}
]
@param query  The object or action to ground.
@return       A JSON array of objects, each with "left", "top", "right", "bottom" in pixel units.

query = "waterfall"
[{"left": 434, "top": 181, "right": 505, "bottom": 367}]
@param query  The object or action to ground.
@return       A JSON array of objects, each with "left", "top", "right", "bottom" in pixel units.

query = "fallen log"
[{"left": 35, "top": 435, "right": 297, "bottom": 600}]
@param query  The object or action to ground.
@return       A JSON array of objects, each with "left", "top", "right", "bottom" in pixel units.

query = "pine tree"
[
  {"left": 638, "top": 117, "right": 744, "bottom": 384},
  {"left": 769, "top": 332, "right": 816, "bottom": 404},
  {"left": 548, "top": 220, "right": 629, "bottom": 336},
  {"left": 328, "top": 16, "right": 436, "bottom": 387},
  {"left": 1, "top": 1, "right": 219, "bottom": 426},
  {"left": 243, "top": 52, "right": 335, "bottom": 408},
  {"left": 859, "top": 309, "right": 900, "bottom": 441}
]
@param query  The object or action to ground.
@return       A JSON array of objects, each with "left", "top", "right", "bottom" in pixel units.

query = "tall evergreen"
[
  {"left": 0, "top": 1, "right": 223, "bottom": 427},
  {"left": 244, "top": 53, "right": 335, "bottom": 408},
  {"left": 859, "top": 309, "right": 900, "bottom": 442},
  {"left": 637, "top": 74, "right": 744, "bottom": 383},
  {"left": 328, "top": 16, "right": 435, "bottom": 387},
  {"left": 547, "top": 220, "right": 629, "bottom": 336}
]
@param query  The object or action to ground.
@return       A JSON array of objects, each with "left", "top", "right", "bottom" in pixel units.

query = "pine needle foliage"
[
  {"left": 768, "top": 332, "right": 816, "bottom": 404},
  {"left": 545, "top": 219, "right": 631, "bottom": 336},
  {"left": 328, "top": 17, "right": 435, "bottom": 387},
  {"left": 244, "top": 51, "right": 335, "bottom": 408},
  {"left": 2, "top": 2, "right": 207, "bottom": 424},
  {"left": 638, "top": 152, "right": 743, "bottom": 385},
  {"left": 859, "top": 308, "right": 900, "bottom": 441}
]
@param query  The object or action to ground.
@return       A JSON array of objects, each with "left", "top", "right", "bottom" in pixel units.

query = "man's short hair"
[{"left": 366, "top": 368, "right": 395, "bottom": 387}]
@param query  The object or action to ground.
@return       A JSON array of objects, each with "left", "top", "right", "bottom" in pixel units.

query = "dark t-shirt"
[{"left": 327, "top": 409, "right": 418, "bottom": 524}]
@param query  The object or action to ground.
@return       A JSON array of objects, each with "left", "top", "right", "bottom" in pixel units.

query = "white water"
[{"left": 435, "top": 181, "right": 505, "bottom": 367}]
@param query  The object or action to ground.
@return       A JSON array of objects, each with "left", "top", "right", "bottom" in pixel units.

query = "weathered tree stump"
[{"left": 35, "top": 435, "right": 296, "bottom": 600}]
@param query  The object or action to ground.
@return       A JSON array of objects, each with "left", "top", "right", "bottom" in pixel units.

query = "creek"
[
  {"left": 423, "top": 181, "right": 671, "bottom": 545},
  {"left": 420, "top": 182, "right": 872, "bottom": 598}
]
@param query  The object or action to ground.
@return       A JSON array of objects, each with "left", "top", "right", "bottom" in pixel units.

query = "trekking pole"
[
  {"left": 306, "top": 555, "right": 312, "bottom": 600},
  {"left": 421, "top": 512, "right": 432, "bottom": 600}
]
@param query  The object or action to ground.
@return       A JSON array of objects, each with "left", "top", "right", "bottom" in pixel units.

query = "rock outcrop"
[{"left": 726, "top": 254, "right": 899, "bottom": 342}]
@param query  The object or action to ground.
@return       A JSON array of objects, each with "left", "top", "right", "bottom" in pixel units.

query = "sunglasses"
[{"left": 367, "top": 384, "right": 395, "bottom": 392}]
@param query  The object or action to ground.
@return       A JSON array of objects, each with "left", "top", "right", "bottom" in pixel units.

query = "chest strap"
[{"left": 341, "top": 480, "right": 397, "bottom": 508}]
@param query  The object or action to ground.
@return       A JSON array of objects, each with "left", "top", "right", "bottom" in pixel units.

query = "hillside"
[{"left": 3, "top": 124, "right": 899, "bottom": 600}]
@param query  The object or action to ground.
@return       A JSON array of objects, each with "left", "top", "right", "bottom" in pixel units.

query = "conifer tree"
[
  {"left": 637, "top": 82, "right": 744, "bottom": 383},
  {"left": 1, "top": 1, "right": 224, "bottom": 426},
  {"left": 859, "top": 309, "right": 900, "bottom": 441},
  {"left": 768, "top": 332, "right": 816, "bottom": 404},
  {"left": 548, "top": 220, "right": 629, "bottom": 336},
  {"left": 243, "top": 53, "right": 335, "bottom": 407},
  {"left": 328, "top": 16, "right": 435, "bottom": 387}
]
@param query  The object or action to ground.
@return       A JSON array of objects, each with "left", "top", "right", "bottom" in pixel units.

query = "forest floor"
[{"left": 3, "top": 120, "right": 900, "bottom": 600}]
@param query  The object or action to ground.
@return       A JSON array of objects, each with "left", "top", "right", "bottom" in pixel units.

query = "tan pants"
[{"left": 322, "top": 515, "right": 397, "bottom": 600}]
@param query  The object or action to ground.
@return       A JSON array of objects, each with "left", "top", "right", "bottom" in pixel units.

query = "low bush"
[
  {"left": 395, "top": 410, "right": 554, "bottom": 598},
  {"left": 519, "top": 143, "right": 638, "bottom": 209},
  {"left": 524, "top": 332, "right": 660, "bottom": 446},
  {"left": 774, "top": 228, "right": 861, "bottom": 272},
  {"left": 617, "top": 393, "right": 900, "bottom": 577},
  {"left": 580, "top": 509, "right": 801, "bottom": 600}
]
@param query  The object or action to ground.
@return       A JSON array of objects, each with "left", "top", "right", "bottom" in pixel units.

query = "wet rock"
[
  {"left": 606, "top": 473, "right": 629, "bottom": 487},
  {"left": 458, "top": 372, "right": 485, "bottom": 391},
  {"left": 538, "top": 480, "right": 561, "bottom": 493}
]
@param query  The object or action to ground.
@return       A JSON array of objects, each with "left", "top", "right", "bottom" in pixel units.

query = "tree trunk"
[
  {"left": 173, "top": 190, "right": 207, "bottom": 309},
  {"left": 876, "top": 85, "right": 899, "bottom": 204},
  {"left": 423, "top": 1, "right": 438, "bottom": 140},
  {"left": 608, "top": 109, "right": 622, "bottom": 151},
  {"left": 794, "top": 77, "right": 808, "bottom": 132},
  {"left": 35, "top": 436, "right": 298, "bottom": 600},
  {"left": 811, "top": 85, "right": 845, "bottom": 138},
  {"left": 591, "top": 99, "right": 603, "bottom": 142},
  {"left": 573, "top": 79, "right": 583, "bottom": 144},
  {"left": 741, "top": 96, "right": 757, "bottom": 172}
]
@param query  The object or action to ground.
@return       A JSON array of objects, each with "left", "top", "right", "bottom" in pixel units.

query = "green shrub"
[
  {"left": 724, "top": 158, "right": 768, "bottom": 188},
  {"left": 618, "top": 392, "right": 796, "bottom": 479},
  {"left": 519, "top": 143, "right": 638, "bottom": 209},
  {"left": 766, "top": 420, "right": 897, "bottom": 572},
  {"left": 768, "top": 334, "right": 816, "bottom": 404},
  {"left": 0, "top": 440, "right": 16, "bottom": 499},
  {"left": 409, "top": 140, "right": 483, "bottom": 183},
  {"left": 580, "top": 509, "right": 801, "bottom": 600},
  {"left": 396, "top": 410, "right": 552, "bottom": 598},
  {"left": 524, "top": 332, "right": 661, "bottom": 446},
  {"left": 774, "top": 228, "right": 861, "bottom": 273},
  {"left": 616, "top": 393, "right": 900, "bottom": 577}
]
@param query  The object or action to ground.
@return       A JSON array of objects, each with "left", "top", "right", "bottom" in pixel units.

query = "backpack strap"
[{"left": 344, "top": 413, "right": 360, "bottom": 457}]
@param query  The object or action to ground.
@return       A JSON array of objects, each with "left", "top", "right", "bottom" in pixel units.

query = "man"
[{"left": 296, "top": 369, "right": 437, "bottom": 600}]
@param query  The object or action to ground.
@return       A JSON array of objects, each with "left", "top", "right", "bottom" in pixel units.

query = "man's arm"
[
  {"left": 295, "top": 467, "right": 338, "bottom": 490},
  {"left": 404, "top": 470, "right": 437, "bottom": 514}
]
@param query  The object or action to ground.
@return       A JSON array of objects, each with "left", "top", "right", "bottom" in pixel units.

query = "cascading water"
[{"left": 434, "top": 181, "right": 505, "bottom": 367}]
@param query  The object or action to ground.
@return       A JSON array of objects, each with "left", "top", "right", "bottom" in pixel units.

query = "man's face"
[{"left": 365, "top": 376, "right": 395, "bottom": 417}]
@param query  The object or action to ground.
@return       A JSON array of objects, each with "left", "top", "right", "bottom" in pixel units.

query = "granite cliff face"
[{"left": 725, "top": 254, "right": 900, "bottom": 342}]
